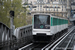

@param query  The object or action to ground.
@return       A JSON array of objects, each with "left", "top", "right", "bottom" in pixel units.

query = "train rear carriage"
[{"left": 32, "top": 13, "right": 68, "bottom": 42}]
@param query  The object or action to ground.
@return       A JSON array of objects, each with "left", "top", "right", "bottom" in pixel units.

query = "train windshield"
[
  {"left": 34, "top": 15, "right": 50, "bottom": 25},
  {"left": 34, "top": 15, "right": 50, "bottom": 29}
]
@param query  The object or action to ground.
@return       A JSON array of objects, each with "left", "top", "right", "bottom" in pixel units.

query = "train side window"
[{"left": 47, "top": 16, "right": 50, "bottom": 25}]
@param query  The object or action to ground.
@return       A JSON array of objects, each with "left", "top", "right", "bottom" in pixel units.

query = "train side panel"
[{"left": 50, "top": 16, "right": 68, "bottom": 35}]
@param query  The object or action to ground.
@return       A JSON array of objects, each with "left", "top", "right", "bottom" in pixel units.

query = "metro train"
[{"left": 32, "top": 13, "right": 68, "bottom": 42}]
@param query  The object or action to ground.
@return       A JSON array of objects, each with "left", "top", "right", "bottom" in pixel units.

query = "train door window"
[{"left": 53, "top": 18, "right": 58, "bottom": 25}]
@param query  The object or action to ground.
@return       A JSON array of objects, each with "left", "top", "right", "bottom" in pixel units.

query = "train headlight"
[{"left": 46, "top": 27, "right": 48, "bottom": 28}]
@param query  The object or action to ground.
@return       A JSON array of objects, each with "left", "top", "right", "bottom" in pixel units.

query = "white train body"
[{"left": 32, "top": 13, "right": 68, "bottom": 41}]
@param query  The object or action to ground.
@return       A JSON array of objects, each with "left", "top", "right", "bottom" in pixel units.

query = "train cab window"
[
  {"left": 34, "top": 15, "right": 50, "bottom": 25},
  {"left": 34, "top": 15, "right": 50, "bottom": 29}
]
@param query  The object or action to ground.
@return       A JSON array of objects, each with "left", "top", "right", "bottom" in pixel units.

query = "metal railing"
[
  {"left": 0, "top": 22, "right": 33, "bottom": 50},
  {"left": 0, "top": 22, "right": 10, "bottom": 50},
  {"left": 13, "top": 24, "right": 32, "bottom": 49}
]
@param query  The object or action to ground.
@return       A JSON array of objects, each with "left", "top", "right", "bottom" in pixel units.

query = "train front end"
[{"left": 32, "top": 14, "right": 51, "bottom": 42}]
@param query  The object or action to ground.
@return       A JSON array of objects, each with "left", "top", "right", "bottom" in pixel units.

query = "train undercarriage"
[{"left": 32, "top": 28, "right": 68, "bottom": 43}]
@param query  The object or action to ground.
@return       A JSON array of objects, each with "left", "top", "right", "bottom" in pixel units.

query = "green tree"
[
  {"left": 0, "top": 0, "right": 10, "bottom": 27},
  {"left": 0, "top": 0, "right": 28, "bottom": 28},
  {"left": 11, "top": 0, "right": 27, "bottom": 28}
]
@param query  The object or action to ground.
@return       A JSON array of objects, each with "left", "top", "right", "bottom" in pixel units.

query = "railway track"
[
  {"left": 42, "top": 26, "right": 75, "bottom": 50},
  {"left": 30, "top": 43, "right": 48, "bottom": 50},
  {"left": 19, "top": 43, "right": 48, "bottom": 50},
  {"left": 19, "top": 26, "right": 75, "bottom": 50},
  {"left": 51, "top": 29, "right": 75, "bottom": 50}
]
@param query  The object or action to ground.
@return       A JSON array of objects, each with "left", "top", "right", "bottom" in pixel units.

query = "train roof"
[
  {"left": 33, "top": 13, "right": 68, "bottom": 20},
  {"left": 33, "top": 13, "right": 51, "bottom": 16},
  {"left": 52, "top": 16, "right": 68, "bottom": 20}
]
